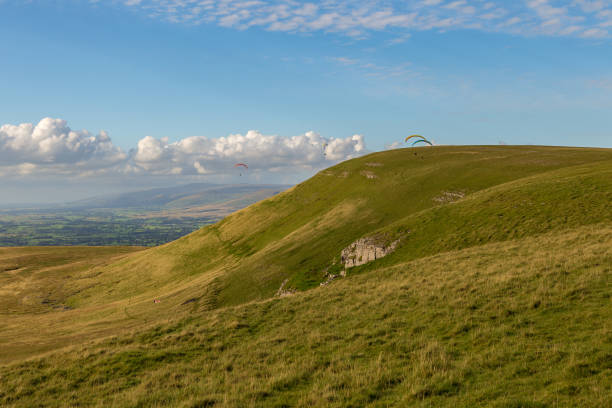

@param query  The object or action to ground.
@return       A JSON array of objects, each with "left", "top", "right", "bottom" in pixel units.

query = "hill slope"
[
  {"left": 2, "top": 224, "right": 611, "bottom": 407},
  {"left": 1, "top": 145, "right": 611, "bottom": 406},
  {"left": 66, "top": 146, "right": 612, "bottom": 308}
]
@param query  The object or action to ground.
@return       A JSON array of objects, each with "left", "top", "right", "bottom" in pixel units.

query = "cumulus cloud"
[
  {"left": 0, "top": 118, "right": 367, "bottom": 178},
  {"left": 129, "top": 130, "right": 365, "bottom": 175},
  {"left": 110, "top": 0, "right": 612, "bottom": 39},
  {"left": 0, "top": 118, "right": 126, "bottom": 169}
]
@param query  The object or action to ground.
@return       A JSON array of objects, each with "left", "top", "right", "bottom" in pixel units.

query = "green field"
[
  {"left": 1, "top": 146, "right": 611, "bottom": 407},
  {"left": 0, "top": 212, "right": 215, "bottom": 246},
  {"left": 0, "top": 185, "right": 286, "bottom": 246}
]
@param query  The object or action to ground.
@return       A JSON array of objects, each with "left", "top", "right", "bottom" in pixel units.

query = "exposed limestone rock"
[
  {"left": 365, "top": 162, "right": 383, "bottom": 167},
  {"left": 275, "top": 279, "right": 296, "bottom": 297},
  {"left": 433, "top": 191, "right": 465, "bottom": 204},
  {"left": 341, "top": 237, "right": 399, "bottom": 268},
  {"left": 360, "top": 170, "right": 378, "bottom": 179}
]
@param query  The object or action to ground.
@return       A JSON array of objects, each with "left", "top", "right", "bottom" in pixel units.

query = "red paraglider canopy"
[{"left": 234, "top": 163, "right": 248, "bottom": 168}]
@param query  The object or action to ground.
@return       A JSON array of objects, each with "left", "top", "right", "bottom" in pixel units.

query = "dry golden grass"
[{"left": 1, "top": 223, "right": 610, "bottom": 407}]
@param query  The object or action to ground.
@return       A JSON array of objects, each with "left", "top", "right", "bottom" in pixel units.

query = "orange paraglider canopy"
[{"left": 404, "top": 134, "right": 424, "bottom": 143}]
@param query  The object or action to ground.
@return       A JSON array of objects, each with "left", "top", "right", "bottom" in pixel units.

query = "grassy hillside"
[
  {"left": 63, "top": 146, "right": 612, "bottom": 308},
  {"left": 1, "top": 145, "right": 611, "bottom": 406},
  {"left": 0, "top": 247, "right": 145, "bottom": 361},
  {"left": 1, "top": 224, "right": 610, "bottom": 407}
]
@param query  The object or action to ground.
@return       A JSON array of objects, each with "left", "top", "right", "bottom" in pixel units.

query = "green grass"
[
  {"left": 0, "top": 145, "right": 611, "bottom": 406},
  {"left": 1, "top": 224, "right": 610, "bottom": 407},
  {"left": 74, "top": 145, "right": 609, "bottom": 309}
]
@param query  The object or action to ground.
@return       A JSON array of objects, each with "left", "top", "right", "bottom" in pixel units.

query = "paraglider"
[
  {"left": 404, "top": 134, "right": 425, "bottom": 143},
  {"left": 411, "top": 139, "right": 433, "bottom": 146},
  {"left": 321, "top": 142, "right": 329, "bottom": 157},
  {"left": 404, "top": 134, "right": 433, "bottom": 147},
  {"left": 234, "top": 163, "right": 248, "bottom": 176}
]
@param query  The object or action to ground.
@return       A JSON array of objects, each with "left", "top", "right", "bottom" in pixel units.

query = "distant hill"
[
  {"left": 65, "top": 183, "right": 290, "bottom": 210},
  {"left": 0, "top": 183, "right": 290, "bottom": 246},
  {"left": 1, "top": 146, "right": 611, "bottom": 407}
]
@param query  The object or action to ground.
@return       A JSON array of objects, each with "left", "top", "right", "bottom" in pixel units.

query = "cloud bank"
[
  {"left": 115, "top": 0, "right": 612, "bottom": 39},
  {"left": 0, "top": 118, "right": 366, "bottom": 178}
]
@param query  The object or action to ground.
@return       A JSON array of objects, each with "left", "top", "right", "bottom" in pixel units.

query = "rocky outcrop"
[{"left": 341, "top": 237, "right": 399, "bottom": 268}]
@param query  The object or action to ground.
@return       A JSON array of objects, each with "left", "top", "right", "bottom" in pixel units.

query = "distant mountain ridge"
[
  {"left": 0, "top": 183, "right": 291, "bottom": 246},
  {"left": 63, "top": 183, "right": 291, "bottom": 210}
]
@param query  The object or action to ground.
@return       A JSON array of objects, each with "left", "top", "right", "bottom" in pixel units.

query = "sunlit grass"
[{"left": 1, "top": 225, "right": 610, "bottom": 407}]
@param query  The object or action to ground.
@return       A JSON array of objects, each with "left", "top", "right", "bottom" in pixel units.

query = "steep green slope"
[
  {"left": 69, "top": 146, "right": 612, "bottom": 308},
  {"left": 2, "top": 224, "right": 610, "bottom": 407}
]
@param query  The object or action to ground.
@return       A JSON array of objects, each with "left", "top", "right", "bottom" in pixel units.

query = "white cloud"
[
  {"left": 109, "top": 0, "right": 612, "bottom": 39},
  {"left": 581, "top": 26, "right": 609, "bottom": 36},
  {"left": 0, "top": 117, "right": 126, "bottom": 167},
  {"left": 0, "top": 118, "right": 367, "bottom": 178},
  {"left": 130, "top": 130, "right": 365, "bottom": 175}
]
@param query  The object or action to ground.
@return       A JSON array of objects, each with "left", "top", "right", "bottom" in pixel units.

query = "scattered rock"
[
  {"left": 360, "top": 170, "right": 378, "bottom": 179},
  {"left": 365, "top": 162, "right": 383, "bottom": 167},
  {"left": 341, "top": 236, "right": 400, "bottom": 268},
  {"left": 321, "top": 170, "right": 350, "bottom": 178},
  {"left": 276, "top": 279, "right": 296, "bottom": 297},
  {"left": 433, "top": 191, "right": 465, "bottom": 204},
  {"left": 319, "top": 273, "right": 338, "bottom": 286},
  {"left": 319, "top": 265, "right": 348, "bottom": 286}
]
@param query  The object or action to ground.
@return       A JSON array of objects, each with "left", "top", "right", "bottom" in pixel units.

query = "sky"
[{"left": 1, "top": 0, "right": 611, "bottom": 204}]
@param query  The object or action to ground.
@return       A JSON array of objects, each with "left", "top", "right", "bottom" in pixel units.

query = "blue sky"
[{"left": 1, "top": 0, "right": 611, "bottom": 202}]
